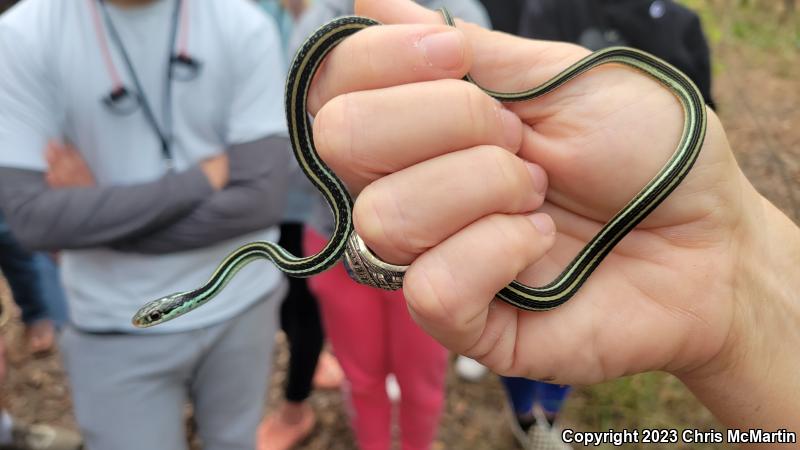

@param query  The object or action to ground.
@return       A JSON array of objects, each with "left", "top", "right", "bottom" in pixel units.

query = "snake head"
[{"left": 132, "top": 292, "right": 190, "bottom": 328}]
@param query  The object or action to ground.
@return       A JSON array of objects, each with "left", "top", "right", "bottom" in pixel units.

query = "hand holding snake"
[
  {"left": 131, "top": 1, "right": 800, "bottom": 428},
  {"left": 309, "top": 2, "right": 800, "bottom": 433},
  {"left": 295, "top": 0, "right": 748, "bottom": 388}
]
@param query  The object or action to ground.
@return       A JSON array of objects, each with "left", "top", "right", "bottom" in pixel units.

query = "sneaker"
[
  {"left": 454, "top": 356, "right": 488, "bottom": 381},
  {"left": 526, "top": 408, "right": 571, "bottom": 450},
  {"left": 503, "top": 394, "right": 534, "bottom": 448},
  {"left": 385, "top": 374, "right": 400, "bottom": 402},
  {"left": 0, "top": 423, "right": 82, "bottom": 450}
]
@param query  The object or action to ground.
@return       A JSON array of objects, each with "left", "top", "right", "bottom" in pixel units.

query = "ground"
[{"left": 0, "top": 1, "right": 797, "bottom": 449}]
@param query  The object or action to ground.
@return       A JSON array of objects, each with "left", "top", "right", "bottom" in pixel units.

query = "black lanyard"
[{"left": 97, "top": 0, "right": 184, "bottom": 170}]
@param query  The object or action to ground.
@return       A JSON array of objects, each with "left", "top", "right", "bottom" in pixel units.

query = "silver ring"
[{"left": 343, "top": 232, "right": 408, "bottom": 291}]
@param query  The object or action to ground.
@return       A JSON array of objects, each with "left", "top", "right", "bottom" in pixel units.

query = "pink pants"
[{"left": 304, "top": 229, "right": 448, "bottom": 450}]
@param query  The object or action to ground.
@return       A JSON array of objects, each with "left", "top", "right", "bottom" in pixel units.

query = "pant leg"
[
  {"left": 385, "top": 290, "right": 448, "bottom": 450},
  {"left": 534, "top": 382, "right": 571, "bottom": 416},
  {"left": 0, "top": 227, "right": 48, "bottom": 324},
  {"left": 58, "top": 327, "right": 194, "bottom": 450},
  {"left": 191, "top": 293, "right": 280, "bottom": 450},
  {"left": 501, "top": 377, "right": 538, "bottom": 414},
  {"left": 278, "top": 222, "right": 324, "bottom": 403},
  {"left": 304, "top": 229, "right": 392, "bottom": 450},
  {"left": 33, "top": 253, "right": 69, "bottom": 327}
]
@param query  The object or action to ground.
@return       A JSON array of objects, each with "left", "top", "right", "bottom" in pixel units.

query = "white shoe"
[
  {"left": 527, "top": 407, "right": 571, "bottom": 450},
  {"left": 385, "top": 374, "right": 401, "bottom": 402},
  {"left": 454, "top": 355, "right": 488, "bottom": 381}
]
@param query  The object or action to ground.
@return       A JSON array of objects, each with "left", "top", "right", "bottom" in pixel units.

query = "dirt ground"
[{"left": 0, "top": 4, "right": 797, "bottom": 450}]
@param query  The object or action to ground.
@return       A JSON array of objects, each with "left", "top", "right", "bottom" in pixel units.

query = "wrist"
[{"left": 679, "top": 183, "right": 800, "bottom": 431}]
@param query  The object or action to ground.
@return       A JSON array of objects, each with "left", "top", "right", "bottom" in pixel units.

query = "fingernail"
[
  {"left": 498, "top": 107, "right": 523, "bottom": 150},
  {"left": 419, "top": 30, "right": 465, "bottom": 70},
  {"left": 525, "top": 162, "right": 548, "bottom": 194},
  {"left": 528, "top": 213, "right": 556, "bottom": 236}
]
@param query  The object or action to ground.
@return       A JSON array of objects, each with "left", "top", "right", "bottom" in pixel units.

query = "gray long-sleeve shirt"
[{"left": 0, "top": 136, "right": 290, "bottom": 254}]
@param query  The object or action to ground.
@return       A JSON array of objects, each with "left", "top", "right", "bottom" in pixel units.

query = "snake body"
[{"left": 132, "top": 9, "right": 706, "bottom": 328}]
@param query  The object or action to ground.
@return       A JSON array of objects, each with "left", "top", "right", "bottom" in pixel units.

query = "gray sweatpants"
[{"left": 59, "top": 292, "right": 281, "bottom": 450}]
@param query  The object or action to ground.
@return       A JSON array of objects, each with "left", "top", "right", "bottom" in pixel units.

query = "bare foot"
[
  {"left": 25, "top": 319, "right": 55, "bottom": 355},
  {"left": 312, "top": 350, "right": 343, "bottom": 390},
  {"left": 257, "top": 402, "right": 315, "bottom": 450}
]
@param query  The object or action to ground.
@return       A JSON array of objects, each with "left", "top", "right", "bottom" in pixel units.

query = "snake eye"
[{"left": 148, "top": 311, "right": 163, "bottom": 323}]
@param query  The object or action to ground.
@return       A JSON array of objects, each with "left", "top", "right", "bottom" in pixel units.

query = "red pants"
[{"left": 304, "top": 229, "right": 448, "bottom": 450}]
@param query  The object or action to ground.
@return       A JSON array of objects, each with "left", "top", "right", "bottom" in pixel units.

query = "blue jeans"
[
  {"left": 0, "top": 216, "right": 68, "bottom": 326},
  {"left": 32, "top": 253, "right": 69, "bottom": 326},
  {"left": 501, "top": 376, "right": 572, "bottom": 416}
]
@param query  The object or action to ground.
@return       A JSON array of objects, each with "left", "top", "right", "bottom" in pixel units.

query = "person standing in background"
[
  {"left": 0, "top": 218, "right": 81, "bottom": 450},
  {"left": 0, "top": 1, "right": 290, "bottom": 449},
  {"left": 0, "top": 213, "right": 65, "bottom": 355},
  {"left": 25, "top": 252, "right": 68, "bottom": 353},
  {"left": 500, "top": 377, "right": 571, "bottom": 450},
  {"left": 476, "top": 0, "right": 523, "bottom": 34},
  {"left": 255, "top": 2, "right": 346, "bottom": 449},
  {"left": 290, "top": 2, "right": 489, "bottom": 449},
  {"left": 0, "top": 0, "right": 73, "bottom": 350},
  {"left": 479, "top": 0, "right": 715, "bottom": 107}
]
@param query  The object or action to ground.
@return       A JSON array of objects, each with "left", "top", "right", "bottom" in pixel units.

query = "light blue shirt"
[{"left": 0, "top": 0, "right": 288, "bottom": 332}]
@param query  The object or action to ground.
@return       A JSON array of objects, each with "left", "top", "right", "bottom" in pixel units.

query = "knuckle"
[
  {"left": 404, "top": 264, "right": 461, "bottom": 327},
  {"left": 486, "top": 214, "right": 536, "bottom": 266},
  {"left": 479, "top": 147, "right": 541, "bottom": 211},
  {"left": 353, "top": 179, "right": 420, "bottom": 256},
  {"left": 351, "top": 183, "right": 388, "bottom": 248},
  {"left": 511, "top": 219, "right": 540, "bottom": 261}
]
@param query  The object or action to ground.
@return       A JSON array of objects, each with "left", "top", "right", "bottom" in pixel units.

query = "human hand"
[
  {"left": 45, "top": 141, "right": 95, "bottom": 188},
  {"left": 307, "top": 0, "right": 800, "bottom": 425},
  {"left": 200, "top": 153, "right": 229, "bottom": 191}
]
